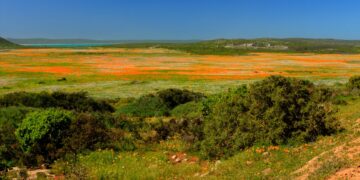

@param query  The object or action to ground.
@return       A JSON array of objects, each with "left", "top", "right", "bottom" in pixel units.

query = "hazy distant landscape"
[{"left": 1, "top": 0, "right": 360, "bottom": 179}]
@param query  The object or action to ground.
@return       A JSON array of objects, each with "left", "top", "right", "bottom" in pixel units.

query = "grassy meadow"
[{"left": 0, "top": 46, "right": 360, "bottom": 179}]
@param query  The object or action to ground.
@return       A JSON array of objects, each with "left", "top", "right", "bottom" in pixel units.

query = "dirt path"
[
  {"left": 327, "top": 166, "right": 360, "bottom": 180},
  {"left": 293, "top": 127, "right": 360, "bottom": 179}
]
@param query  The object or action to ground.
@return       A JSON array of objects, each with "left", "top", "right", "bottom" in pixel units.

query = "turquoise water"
[{"left": 22, "top": 43, "right": 113, "bottom": 48}]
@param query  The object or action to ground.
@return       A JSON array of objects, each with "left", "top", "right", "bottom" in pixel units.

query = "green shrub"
[
  {"left": 0, "top": 107, "right": 33, "bottom": 170},
  {"left": 118, "top": 89, "right": 204, "bottom": 118},
  {"left": 61, "top": 113, "right": 112, "bottom": 154},
  {"left": 246, "top": 76, "right": 338, "bottom": 143},
  {"left": 157, "top": 88, "right": 205, "bottom": 109},
  {"left": 170, "top": 101, "right": 204, "bottom": 119},
  {"left": 0, "top": 91, "right": 114, "bottom": 112},
  {"left": 118, "top": 95, "right": 169, "bottom": 117},
  {"left": 15, "top": 109, "right": 74, "bottom": 163},
  {"left": 200, "top": 85, "right": 253, "bottom": 158},
  {"left": 347, "top": 75, "right": 360, "bottom": 94},
  {"left": 153, "top": 117, "right": 204, "bottom": 145},
  {"left": 117, "top": 94, "right": 169, "bottom": 117},
  {"left": 199, "top": 76, "right": 340, "bottom": 159}
]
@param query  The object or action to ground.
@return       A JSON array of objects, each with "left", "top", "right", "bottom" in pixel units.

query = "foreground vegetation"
[{"left": 1, "top": 75, "right": 359, "bottom": 179}]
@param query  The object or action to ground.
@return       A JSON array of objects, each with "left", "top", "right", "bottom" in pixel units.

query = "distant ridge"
[
  {"left": 0, "top": 37, "right": 21, "bottom": 49},
  {"left": 111, "top": 38, "right": 360, "bottom": 54},
  {"left": 8, "top": 38, "right": 200, "bottom": 45}
]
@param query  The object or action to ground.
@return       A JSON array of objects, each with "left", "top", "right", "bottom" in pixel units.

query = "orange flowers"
[{"left": 1, "top": 48, "right": 359, "bottom": 80}]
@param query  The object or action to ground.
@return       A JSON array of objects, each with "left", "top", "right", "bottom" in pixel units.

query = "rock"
[
  {"left": 171, "top": 155, "right": 177, "bottom": 159},
  {"left": 200, "top": 172, "right": 209, "bottom": 177},
  {"left": 246, "top": 161, "right": 253, "bottom": 165},
  {"left": 214, "top": 160, "right": 221, "bottom": 170},
  {"left": 262, "top": 168, "right": 272, "bottom": 175},
  {"left": 262, "top": 151, "right": 270, "bottom": 157}
]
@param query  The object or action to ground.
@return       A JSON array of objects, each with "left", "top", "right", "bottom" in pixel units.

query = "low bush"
[
  {"left": 347, "top": 75, "right": 360, "bottom": 95},
  {"left": 117, "top": 94, "right": 169, "bottom": 117},
  {"left": 15, "top": 109, "right": 74, "bottom": 164},
  {"left": 61, "top": 113, "right": 112, "bottom": 154},
  {"left": 157, "top": 88, "right": 205, "bottom": 109},
  {"left": 200, "top": 85, "right": 252, "bottom": 158},
  {"left": 0, "top": 107, "right": 34, "bottom": 170},
  {"left": 199, "top": 76, "right": 340, "bottom": 159},
  {"left": 118, "top": 89, "right": 205, "bottom": 117},
  {"left": 0, "top": 91, "right": 114, "bottom": 112},
  {"left": 170, "top": 101, "right": 204, "bottom": 119},
  {"left": 157, "top": 118, "right": 204, "bottom": 145}
]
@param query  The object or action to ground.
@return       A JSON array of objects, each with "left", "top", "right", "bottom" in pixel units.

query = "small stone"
[
  {"left": 262, "top": 168, "right": 272, "bottom": 175},
  {"left": 200, "top": 172, "right": 209, "bottom": 177},
  {"left": 262, "top": 151, "right": 270, "bottom": 157},
  {"left": 214, "top": 160, "right": 221, "bottom": 170},
  {"left": 171, "top": 155, "right": 177, "bottom": 159}
]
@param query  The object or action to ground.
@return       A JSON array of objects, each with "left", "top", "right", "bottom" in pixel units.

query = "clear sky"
[{"left": 1, "top": 0, "right": 360, "bottom": 40}]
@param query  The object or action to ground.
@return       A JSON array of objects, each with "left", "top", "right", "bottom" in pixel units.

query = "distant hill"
[
  {"left": 5, "top": 37, "right": 360, "bottom": 54},
  {"left": 113, "top": 38, "right": 360, "bottom": 55},
  {"left": 8, "top": 38, "right": 200, "bottom": 45},
  {"left": 0, "top": 37, "right": 21, "bottom": 49}
]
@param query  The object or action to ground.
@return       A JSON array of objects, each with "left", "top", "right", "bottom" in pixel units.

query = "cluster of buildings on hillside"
[{"left": 224, "top": 42, "right": 288, "bottom": 50}]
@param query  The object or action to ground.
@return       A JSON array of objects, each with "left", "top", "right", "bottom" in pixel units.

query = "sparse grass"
[
  {"left": 308, "top": 158, "right": 350, "bottom": 179},
  {"left": 75, "top": 150, "right": 202, "bottom": 179}
]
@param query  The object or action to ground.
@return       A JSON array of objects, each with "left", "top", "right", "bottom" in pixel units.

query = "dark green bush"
[
  {"left": 0, "top": 107, "right": 34, "bottom": 170},
  {"left": 117, "top": 89, "right": 204, "bottom": 117},
  {"left": 170, "top": 101, "right": 204, "bottom": 119},
  {"left": 15, "top": 109, "right": 74, "bottom": 164},
  {"left": 157, "top": 88, "right": 205, "bottom": 109},
  {"left": 200, "top": 85, "right": 253, "bottom": 158},
  {"left": 247, "top": 76, "right": 338, "bottom": 143},
  {"left": 117, "top": 94, "right": 169, "bottom": 117},
  {"left": 0, "top": 91, "right": 114, "bottom": 112},
  {"left": 155, "top": 117, "right": 204, "bottom": 145},
  {"left": 347, "top": 75, "right": 360, "bottom": 95},
  {"left": 61, "top": 113, "right": 112, "bottom": 154},
  {"left": 199, "top": 76, "right": 340, "bottom": 159}
]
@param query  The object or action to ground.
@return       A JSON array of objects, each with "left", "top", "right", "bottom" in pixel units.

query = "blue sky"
[{"left": 1, "top": 0, "right": 360, "bottom": 40}]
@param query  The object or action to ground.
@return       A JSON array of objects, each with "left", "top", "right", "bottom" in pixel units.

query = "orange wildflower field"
[
  {"left": 1, "top": 47, "right": 359, "bottom": 97},
  {"left": 1, "top": 48, "right": 360, "bottom": 80}
]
